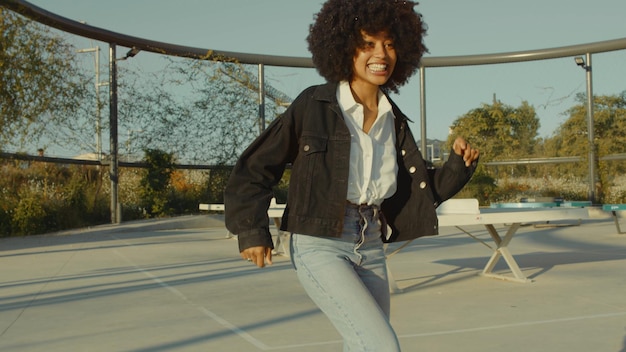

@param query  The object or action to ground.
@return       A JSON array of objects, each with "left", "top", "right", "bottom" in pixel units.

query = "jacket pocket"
[
  {"left": 293, "top": 134, "right": 328, "bottom": 211},
  {"left": 300, "top": 134, "right": 328, "bottom": 156}
]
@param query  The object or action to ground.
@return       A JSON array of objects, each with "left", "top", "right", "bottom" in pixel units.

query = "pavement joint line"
[
  {"left": 263, "top": 338, "right": 343, "bottom": 351},
  {"left": 1, "top": 241, "right": 81, "bottom": 338},
  {"left": 111, "top": 240, "right": 271, "bottom": 350},
  {"left": 400, "top": 311, "right": 626, "bottom": 338}
]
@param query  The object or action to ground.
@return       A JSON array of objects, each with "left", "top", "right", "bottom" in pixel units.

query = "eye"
[{"left": 385, "top": 41, "right": 395, "bottom": 49}]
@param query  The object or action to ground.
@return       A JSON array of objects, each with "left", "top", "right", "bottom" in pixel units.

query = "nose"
[{"left": 373, "top": 42, "right": 387, "bottom": 58}]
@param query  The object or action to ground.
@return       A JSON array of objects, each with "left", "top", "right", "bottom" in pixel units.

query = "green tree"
[
  {"left": 0, "top": 9, "right": 88, "bottom": 150},
  {"left": 446, "top": 100, "right": 540, "bottom": 177},
  {"left": 547, "top": 91, "right": 626, "bottom": 203}
]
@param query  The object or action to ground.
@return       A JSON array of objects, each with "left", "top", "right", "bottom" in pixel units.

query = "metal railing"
[{"left": 3, "top": 0, "right": 626, "bottom": 215}]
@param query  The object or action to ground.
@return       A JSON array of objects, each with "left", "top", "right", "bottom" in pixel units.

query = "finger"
[
  {"left": 458, "top": 139, "right": 468, "bottom": 151},
  {"left": 452, "top": 140, "right": 462, "bottom": 155},
  {"left": 466, "top": 149, "right": 479, "bottom": 166},
  {"left": 254, "top": 254, "right": 265, "bottom": 268},
  {"left": 472, "top": 149, "right": 480, "bottom": 161},
  {"left": 265, "top": 247, "right": 273, "bottom": 266},
  {"left": 464, "top": 145, "right": 472, "bottom": 164},
  {"left": 454, "top": 138, "right": 469, "bottom": 156}
]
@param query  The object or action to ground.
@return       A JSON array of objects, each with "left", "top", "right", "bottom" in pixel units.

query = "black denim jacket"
[{"left": 225, "top": 83, "right": 477, "bottom": 252}]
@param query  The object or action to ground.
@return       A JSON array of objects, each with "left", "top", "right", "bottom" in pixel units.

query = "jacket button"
[
  {"left": 303, "top": 145, "right": 310, "bottom": 152},
  {"left": 409, "top": 166, "right": 416, "bottom": 174},
  {"left": 401, "top": 149, "right": 406, "bottom": 156},
  {"left": 420, "top": 181, "right": 427, "bottom": 189}
]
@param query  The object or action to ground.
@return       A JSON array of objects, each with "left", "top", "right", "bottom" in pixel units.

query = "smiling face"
[{"left": 350, "top": 30, "right": 397, "bottom": 90}]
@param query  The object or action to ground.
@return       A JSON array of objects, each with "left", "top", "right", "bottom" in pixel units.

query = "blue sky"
[{"left": 28, "top": 0, "right": 626, "bottom": 141}]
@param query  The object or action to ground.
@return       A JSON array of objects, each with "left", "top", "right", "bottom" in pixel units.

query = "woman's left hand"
[{"left": 452, "top": 137, "right": 479, "bottom": 167}]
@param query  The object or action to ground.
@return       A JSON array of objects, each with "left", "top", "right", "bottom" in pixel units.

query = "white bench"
[
  {"left": 198, "top": 203, "right": 224, "bottom": 212},
  {"left": 602, "top": 204, "right": 626, "bottom": 234},
  {"left": 202, "top": 198, "right": 588, "bottom": 288},
  {"left": 199, "top": 199, "right": 289, "bottom": 255},
  {"left": 386, "top": 198, "right": 589, "bottom": 292}
]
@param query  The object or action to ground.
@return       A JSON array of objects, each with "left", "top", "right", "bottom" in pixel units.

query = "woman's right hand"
[{"left": 241, "top": 246, "right": 273, "bottom": 268}]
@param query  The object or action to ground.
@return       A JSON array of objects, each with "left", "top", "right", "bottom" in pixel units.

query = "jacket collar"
[
  {"left": 311, "top": 82, "right": 411, "bottom": 147},
  {"left": 312, "top": 82, "right": 410, "bottom": 123},
  {"left": 312, "top": 82, "right": 339, "bottom": 103}
]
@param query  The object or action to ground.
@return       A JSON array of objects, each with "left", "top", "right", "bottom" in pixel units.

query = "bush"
[
  {"left": 455, "top": 171, "right": 496, "bottom": 206},
  {"left": 0, "top": 160, "right": 112, "bottom": 236},
  {"left": 12, "top": 190, "right": 51, "bottom": 236},
  {"left": 139, "top": 149, "right": 174, "bottom": 217},
  {"left": 2, "top": 154, "right": 622, "bottom": 237},
  {"left": 0, "top": 204, "right": 13, "bottom": 235}
]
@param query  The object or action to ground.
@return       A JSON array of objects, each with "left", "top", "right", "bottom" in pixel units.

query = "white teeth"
[{"left": 369, "top": 64, "right": 387, "bottom": 72}]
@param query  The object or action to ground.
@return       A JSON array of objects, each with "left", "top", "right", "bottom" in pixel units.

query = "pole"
[
  {"left": 419, "top": 66, "right": 427, "bottom": 157},
  {"left": 584, "top": 53, "right": 596, "bottom": 204},
  {"left": 258, "top": 64, "right": 266, "bottom": 134},
  {"left": 109, "top": 43, "right": 120, "bottom": 224},
  {"left": 95, "top": 46, "right": 102, "bottom": 161},
  {"left": 76, "top": 46, "right": 103, "bottom": 160},
  {"left": 96, "top": 46, "right": 102, "bottom": 161}
]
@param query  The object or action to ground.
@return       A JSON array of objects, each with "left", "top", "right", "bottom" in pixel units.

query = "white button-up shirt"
[{"left": 337, "top": 81, "right": 398, "bottom": 206}]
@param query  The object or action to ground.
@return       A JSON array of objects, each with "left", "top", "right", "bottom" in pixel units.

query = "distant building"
[
  {"left": 72, "top": 153, "right": 100, "bottom": 161},
  {"left": 417, "top": 139, "right": 446, "bottom": 162}
]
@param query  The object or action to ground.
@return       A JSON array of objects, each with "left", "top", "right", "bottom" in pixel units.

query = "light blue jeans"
[{"left": 290, "top": 205, "right": 401, "bottom": 352}]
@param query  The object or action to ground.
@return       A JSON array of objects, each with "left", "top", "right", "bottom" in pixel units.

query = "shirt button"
[
  {"left": 420, "top": 181, "right": 427, "bottom": 189},
  {"left": 409, "top": 166, "right": 416, "bottom": 174},
  {"left": 303, "top": 145, "right": 310, "bottom": 152}
]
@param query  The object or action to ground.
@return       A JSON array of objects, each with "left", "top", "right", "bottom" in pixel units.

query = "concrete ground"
[{"left": 1, "top": 212, "right": 625, "bottom": 352}]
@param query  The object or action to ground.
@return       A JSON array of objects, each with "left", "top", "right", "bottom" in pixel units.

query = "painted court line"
[
  {"left": 112, "top": 246, "right": 271, "bottom": 350},
  {"left": 401, "top": 311, "right": 626, "bottom": 338}
]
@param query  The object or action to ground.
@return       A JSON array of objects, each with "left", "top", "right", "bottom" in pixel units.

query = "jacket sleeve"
[
  {"left": 428, "top": 150, "right": 478, "bottom": 204},
  {"left": 224, "top": 112, "right": 298, "bottom": 252}
]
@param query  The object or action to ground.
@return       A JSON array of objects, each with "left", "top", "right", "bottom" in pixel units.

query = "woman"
[{"left": 225, "top": 0, "right": 479, "bottom": 350}]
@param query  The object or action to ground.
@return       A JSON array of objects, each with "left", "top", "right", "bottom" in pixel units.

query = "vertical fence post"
[
  {"left": 419, "top": 66, "right": 427, "bottom": 158},
  {"left": 109, "top": 43, "right": 120, "bottom": 224},
  {"left": 258, "top": 63, "right": 266, "bottom": 134}
]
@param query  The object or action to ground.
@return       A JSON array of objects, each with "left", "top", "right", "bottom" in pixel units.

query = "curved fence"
[
  {"left": 4, "top": 0, "right": 626, "bottom": 150},
  {"left": 3, "top": 0, "right": 626, "bottom": 222},
  {"left": 4, "top": 0, "right": 626, "bottom": 67}
]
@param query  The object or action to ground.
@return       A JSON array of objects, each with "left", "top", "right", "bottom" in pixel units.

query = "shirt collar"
[{"left": 337, "top": 81, "right": 393, "bottom": 118}]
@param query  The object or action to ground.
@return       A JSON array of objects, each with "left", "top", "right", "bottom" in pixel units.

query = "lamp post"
[
  {"left": 258, "top": 64, "right": 266, "bottom": 134},
  {"left": 77, "top": 46, "right": 106, "bottom": 160},
  {"left": 109, "top": 45, "right": 141, "bottom": 224},
  {"left": 109, "top": 44, "right": 120, "bottom": 224},
  {"left": 574, "top": 53, "right": 596, "bottom": 204},
  {"left": 419, "top": 66, "right": 427, "bottom": 159}
]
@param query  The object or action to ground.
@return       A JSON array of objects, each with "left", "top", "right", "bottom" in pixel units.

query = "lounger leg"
[
  {"left": 272, "top": 217, "right": 291, "bottom": 257},
  {"left": 481, "top": 223, "right": 532, "bottom": 283},
  {"left": 386, "top": 262, "right": 403, "bottom": 294},
  {"left": 383, "top": 243, "right": 402, "bottom": 294},
  {"left": 612, "top": 211, "right": 625, "bottom": 234}
]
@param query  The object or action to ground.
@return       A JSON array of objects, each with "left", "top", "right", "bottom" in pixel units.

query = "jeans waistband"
[
  {"left": 345, "top": 200, "right": 379, "bottom": 211},
  {"left": 346, "top": 201, "right": 380, "bottom": 215}
]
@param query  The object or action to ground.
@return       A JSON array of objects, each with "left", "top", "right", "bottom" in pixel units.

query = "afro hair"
[{"left": 307, "top": 0, "right": 428, "bottom": 93}]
